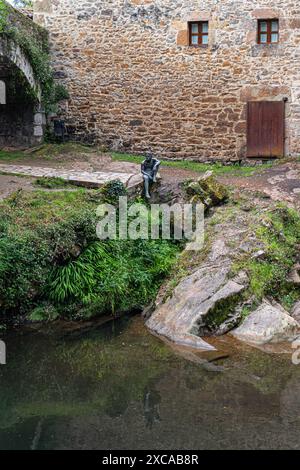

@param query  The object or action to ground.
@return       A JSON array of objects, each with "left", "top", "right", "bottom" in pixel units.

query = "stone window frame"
[
  {"left": 188, "top": 21, "right": 209, "bottom": 46},
  {"left": 257, "top": 19, "right": 279, "bottom": 45}
]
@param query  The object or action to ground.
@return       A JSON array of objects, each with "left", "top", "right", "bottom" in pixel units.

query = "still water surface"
[{"left": 0, "top": 316, "right": 300, "bottom": 450}]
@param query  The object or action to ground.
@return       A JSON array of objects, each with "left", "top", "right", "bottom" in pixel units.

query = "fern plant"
[{"left": 46, "top": 240, "right": 179, "bottom": 316}]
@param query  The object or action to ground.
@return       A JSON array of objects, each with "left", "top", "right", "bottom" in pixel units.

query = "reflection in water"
[
  {"left": 30, "top": 418, "right": 44, "bottom": 451},
  {"left": 143, "top": 388, "right": 161, "bottom": 429},
  {"left": 0, "top": 315, "right": 300, "bottom": 450}
]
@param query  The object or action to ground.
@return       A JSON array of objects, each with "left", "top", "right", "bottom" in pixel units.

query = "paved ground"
[
  {"left": 0, "top": 163, "right": 135, "bottom": 188},
  {"left": 0, "top": 149, "right": 142, "bottom": 199}
]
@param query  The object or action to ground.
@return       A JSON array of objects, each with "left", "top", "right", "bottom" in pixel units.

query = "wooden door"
[{"left": 247, "top": 101, "right": 285, "bottom": 158}]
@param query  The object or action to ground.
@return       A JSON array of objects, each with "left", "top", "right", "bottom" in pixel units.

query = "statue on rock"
[{"left": 141, "top": 151, "right": 161, "bottom": 199}]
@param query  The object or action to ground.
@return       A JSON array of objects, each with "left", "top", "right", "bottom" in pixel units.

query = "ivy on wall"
[
  {"left": 0, "top": 1, "right": 9, "bottom": 32},
  {"left": 6, "top": 66, "right": 37, "bottom": 106},
  {"left": 0, "top": 0, "right": 69, "bottom": 111}
]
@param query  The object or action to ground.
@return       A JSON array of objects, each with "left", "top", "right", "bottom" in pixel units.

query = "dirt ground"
[
  {"left": 220, "top": 160, "right": 300, "bottom": 209},
  {"left": 0, "top": 146, "right": 299, "bottom": 208},
  {"left": 0, "top": 175, "right": 35, "bottom": 200}
]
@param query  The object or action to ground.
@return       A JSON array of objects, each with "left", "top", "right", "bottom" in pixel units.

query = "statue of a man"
[{"left": 141, "top": 152, "right": 161, "bottom": 199}]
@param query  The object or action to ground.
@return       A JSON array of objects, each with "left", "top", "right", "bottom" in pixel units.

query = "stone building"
[{"left": 33, "top": 1, "right": 300, "bottom": 161}]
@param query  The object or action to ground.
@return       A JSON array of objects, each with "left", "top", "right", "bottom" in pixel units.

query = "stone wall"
[
  {"left": 0, "top": 103, "right": 35, "bottom": 147},
  {"left": 34, "top": 0, "right": 300, "bottom": 161}
]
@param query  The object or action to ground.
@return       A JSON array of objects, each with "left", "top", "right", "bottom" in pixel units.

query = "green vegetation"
[
  {"left": 47, "top": 240, "right": 178, "bottom": 317},
  {"left": 0, "top": 186, "right": 179, "bottom": 323},
  {"left": 0, "top": 143, "right": 95, "bottom": 163},
  {"left": 0, "top": 1, "right": 9, "bottom": 32},
  {"left": 28, "top": 304, "right": 59, "bottom": 323},
  {"left": 201, "top": 293, "right": 242, "bottom": 334},
  {"left": 111, "top": 152, "right": 274, "bottom": 176},
  {"left": 30, "top": 142, "right": 94, "bottom": 157},
  {"left": 233, "top": 204, "right": 300, "bottom": 311},
  {"left": 34, "top": 177, "right": 72, "bottom": 189},
  {"left": 0, "top": 143, "right": 95, "bottom": 161},
  {"left": 98, "top": 179, "right": 127, "bottom": 205},
  {"left": 0, "top": 149, "right": 24, "bottom": 161},
  {"left": 0, "top": 1, "right": 68, "bottom": 111}
]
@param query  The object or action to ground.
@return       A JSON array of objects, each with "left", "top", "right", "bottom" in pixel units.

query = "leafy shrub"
[
  {"left": 99, "top": 180, "right": 127, "bottom": 205},
  {"left": 0, "top": 190, "right": 97, "bottom": 317},
  {"left": 47, "top": 239, "right": 179, "bottom": 316},
  {"left": 0, "top": 189, "right": 180, "bottom": 321},
  {"left": 54, "top": 84, "right": 70, "bottom": 102},
  {"left": 0, "top": 1, "right": 9, "bottom": 33},
  {"left": 0, "top": 230, "right": 50, "bottom": 314}
]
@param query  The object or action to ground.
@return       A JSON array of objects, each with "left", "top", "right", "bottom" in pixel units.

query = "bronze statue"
[{"left": 141, "top": 152, "right": 161, "bottom": 199}]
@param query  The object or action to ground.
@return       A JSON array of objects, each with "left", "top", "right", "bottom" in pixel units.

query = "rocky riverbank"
[
  {"left": 146, "top": 185, "right": 300, "bottom": 352},
  {"left": 1, "top": 144, "right": 300, "bottom": 356}
]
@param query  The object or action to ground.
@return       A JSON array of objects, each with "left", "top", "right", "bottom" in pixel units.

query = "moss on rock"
[{"left": 184, "top": 171, "right": 229, "bottom": 209}]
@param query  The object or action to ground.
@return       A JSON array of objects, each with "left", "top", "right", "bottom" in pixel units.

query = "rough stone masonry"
[{"left": 33, "top": 0, "right": 300, "bottom": 161}]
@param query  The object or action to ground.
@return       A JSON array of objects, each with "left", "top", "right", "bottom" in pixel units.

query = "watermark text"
[{"left": 96, "top": 197, "right": 204, "bottom": 251}]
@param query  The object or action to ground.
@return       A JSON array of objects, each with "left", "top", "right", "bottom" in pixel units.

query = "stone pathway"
[{"left": 0, "top": 164, "right": 141, "bottom": 189}]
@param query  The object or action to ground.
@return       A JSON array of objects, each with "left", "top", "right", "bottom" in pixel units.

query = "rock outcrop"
[
  {"left": 231, "top": 302, "right": 300, "bottom": 345},
  {"left": 184, "top": 171, "right": 229, "bottom": 210},
  {"left": 146, "top": 261, "right": 247, "bottom": 350},
  {"left": 146, "top": 197, "right": 300, "bottom": 352},
  {"left": 146, "top": 204, "right": 251, "bottom": 351}
]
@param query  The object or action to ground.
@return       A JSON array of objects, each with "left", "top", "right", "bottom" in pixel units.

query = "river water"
[{"left": 0, "top": 315, "right": 300, "bottom": 450}]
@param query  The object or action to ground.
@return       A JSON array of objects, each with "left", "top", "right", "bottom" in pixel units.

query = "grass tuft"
[{"left": 111, "top": 152, "right": 274, "bottom": 176}]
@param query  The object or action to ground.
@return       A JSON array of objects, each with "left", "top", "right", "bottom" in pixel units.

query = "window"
[
  {"left": 189, "top": 22, "right": 209, "bottom": 46},
  {"left": 0, "top": 80, "right": 6, "bottom": 105},
  {"left": 258, "top": 19, "right": 279, "bottom": 44}
]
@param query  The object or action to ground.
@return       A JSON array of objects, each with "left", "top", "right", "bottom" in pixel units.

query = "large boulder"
[
  {"left": 231, "top": 302, "right": 300, "bottom": 345},
  {"left": 146, "top": 259, "right": 247, "bottom": 351},
  {"left": 185, "top": 171, "right": 229, "bottom": 209},
  {"left": 197, "top": 171, "right": 229, "bottom": 205},
  {"left": 146, "top": 204, "right": 252, "bottom": 351}
]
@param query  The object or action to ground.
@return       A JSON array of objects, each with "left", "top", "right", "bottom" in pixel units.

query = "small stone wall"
[{"left": 0, "top": 103, "right": 35, "bottom": 147}]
